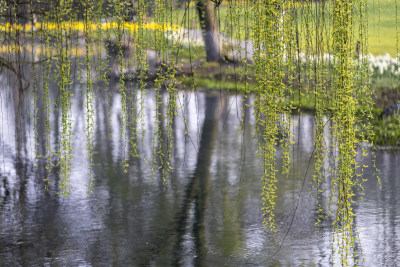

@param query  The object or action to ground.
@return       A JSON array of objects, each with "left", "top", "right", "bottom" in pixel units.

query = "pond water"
[{"left": 0, "top": 76, "right": 399, "bottom": 266}]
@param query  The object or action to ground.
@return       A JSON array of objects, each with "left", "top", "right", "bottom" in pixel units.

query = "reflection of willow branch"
[
  {"left": 1, "top": 175, "right": 11, "bottom": 204},
  {"left": 0, "top": 53, "right": 43, "bottom": 91},
  {"left": 155, "top": 90, "right": 169, "bottom": 177},
  {"left": 13, "top": 84, "right": 26, "bottom": 161},
  {"left": 126, "top": 85, "right": 143, "bottom": 175},
  {"left": 173, "top": 92, "right": 225, "bottom": 266},
  {"left": 14, "top": 91, "right": 31, "bottom": 209},
  {"left": 258, "top": 115, "right": 333, "bottom": 265},
  {"left": 35, "top": 84, "right": 48, "bottom": 161},
  {"left": 0, "top": 56, "right": 26, "bottom": 90},
  {"left": 0, "top": 57, "right": 49, "bottom": 66}
]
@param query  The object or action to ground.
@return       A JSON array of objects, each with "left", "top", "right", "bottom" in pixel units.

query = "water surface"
[{"left": 0, "top": 77, "right": 399, "bottom": 266}]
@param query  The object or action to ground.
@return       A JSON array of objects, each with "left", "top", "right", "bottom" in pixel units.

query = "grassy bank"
[
  {"left": 177, "top": 60, "right": 400, "bottom": 147},
  {"left": 171, "top": 0, "right": 399, "bottom": 56}
]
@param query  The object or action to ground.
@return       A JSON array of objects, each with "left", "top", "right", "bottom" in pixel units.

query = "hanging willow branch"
[{"left": 0, "top": 1, "right": 377, "bottom": 265}]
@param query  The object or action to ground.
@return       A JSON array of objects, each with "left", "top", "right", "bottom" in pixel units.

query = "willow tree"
[{"left": 0, "top": 0, "right": 377, "bottom": 265}]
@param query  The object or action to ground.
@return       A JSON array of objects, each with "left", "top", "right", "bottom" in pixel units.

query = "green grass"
[
  {"left": 368, "top": 0, "right": 399, "bottom": 56},
  {"left": 170, "top": 0, "right": 399, "bottom": 57}
]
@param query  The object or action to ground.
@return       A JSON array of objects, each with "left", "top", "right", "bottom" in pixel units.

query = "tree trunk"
[
  {"left": 196, "top": 0, "right": 221, "bottom": 62},
  {"left": 6, "top": 0, "right": 31, "bottom": 25}
]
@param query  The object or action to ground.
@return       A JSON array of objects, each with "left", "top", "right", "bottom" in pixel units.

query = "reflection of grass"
[
  {"left": 369, "top": 114, "right": 400, "bottom": 146},
  {"left": 186, "top": 72, "right": 400, "bottom": 146},
  {"left": 179, "top": 75, "right": 316, "bottom": 111},
  {"left": 180, "top": 76, "right": 255, "bottom": 91}
]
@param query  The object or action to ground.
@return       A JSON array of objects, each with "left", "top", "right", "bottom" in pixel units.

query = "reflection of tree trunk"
[
  {"left": 242, "top": 95, "right": 251, "bottom": 124},
  {"left": 196, "top": 0, "right": 221, "bottom": 62},
  {"left": 126, "top": 85, "right": 143, "bottom": 175},
  {"left": 173, "top": 92, "right": 225, "bottom": 266},
  {"left": 136, "top": 92, "right": 225, "bottom": 266},
  {"left": 35, "top": 85, "right": 48, "bottom": 167},
  {"left": 14, "top": 85, "right": 25, "bottom": 161},
  {"left": 11, "top": 54, "right": 30, "bottom": 159},
  {"left": 156, "top": 90, "right": 169, "bottom": 177},
  {"left": 9, "top": 84, "right": 30, "bottom": 256}
]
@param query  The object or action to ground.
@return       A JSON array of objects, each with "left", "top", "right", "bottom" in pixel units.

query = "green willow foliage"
[
  {"left": 83, "top": 0, "right": 95, "bottom": 193},
  {"left": 0, "top": 0, "right": 377, "bottom": 265},
  {"left": 56, "top": 0, "right": 74, "bottom": 197},
  {"left": 329, "top": 0, "right": 372, "bottom": 264},
  {"left": 252, "top": 0, "right": 292, "bottom": 231},
  {"left": 153, "top": 0, "right": 178, "bottom": 180}
]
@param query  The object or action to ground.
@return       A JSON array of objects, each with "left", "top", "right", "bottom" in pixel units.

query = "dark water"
[{"left": 0, "top": 77, "right": 399, "bottom": 266}]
